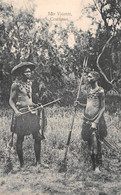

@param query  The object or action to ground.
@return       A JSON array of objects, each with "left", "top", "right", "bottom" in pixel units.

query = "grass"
[
  {"left": 0, "top": 105, "right": 121, "bottom": 168},
  {"left": 0, "top": 105, "right": 121, "bottom": 194}
]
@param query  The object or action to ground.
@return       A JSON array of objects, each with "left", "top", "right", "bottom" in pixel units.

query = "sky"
[{"left": 2, "top": 0, "right": 101, "bottom": 32}]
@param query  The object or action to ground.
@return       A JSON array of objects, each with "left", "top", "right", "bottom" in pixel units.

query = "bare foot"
[{"left": 94, "top": 167, "right": 101, "bottom": 174}]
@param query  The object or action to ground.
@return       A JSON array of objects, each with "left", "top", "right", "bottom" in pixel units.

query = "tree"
[{"left": 92, "top": 0, "right": 121, "bottom": 33}]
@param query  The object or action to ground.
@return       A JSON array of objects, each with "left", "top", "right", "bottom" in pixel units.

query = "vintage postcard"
[{"left": 0, "top": 0, "right": 121, "bottom": 194}]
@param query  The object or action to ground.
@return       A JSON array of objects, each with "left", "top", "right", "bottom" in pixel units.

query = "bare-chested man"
[
  {"left": 9, "top": 62, "right": 44, "bottom": 168},
  {"left": 75, "top": 71, "right": 107, "bottom": 173}
]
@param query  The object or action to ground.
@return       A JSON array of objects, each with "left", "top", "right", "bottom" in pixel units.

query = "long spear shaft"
[{"left": 59, "top": 57, "right": 88, "bottom": 172}]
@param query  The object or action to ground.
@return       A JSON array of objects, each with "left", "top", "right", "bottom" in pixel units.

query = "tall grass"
[{"left": 0, "top": 105, "right": 121, "bottom": 172}]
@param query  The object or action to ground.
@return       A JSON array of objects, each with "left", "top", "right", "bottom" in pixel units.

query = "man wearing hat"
[{"left": 9, "top": 62, "right": 44, "bottom": 168}]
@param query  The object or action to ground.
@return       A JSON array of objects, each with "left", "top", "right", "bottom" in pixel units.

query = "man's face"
[
  {"left": 87, "top": 73, "right": 96, "bottom": 83},
  {"left": 23, "top": 68, "right": 32, "bottom": 79}
]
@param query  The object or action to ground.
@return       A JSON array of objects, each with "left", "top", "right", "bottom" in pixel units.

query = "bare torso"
[
  {"left": 9, "top": 80, "right": 33, "bottom": 111},
  {"left": 84, "top": 87, "right": 103, "bottom": 120},
  {"left": 16, "top": 80, "right": 33, "bottom": 107}
]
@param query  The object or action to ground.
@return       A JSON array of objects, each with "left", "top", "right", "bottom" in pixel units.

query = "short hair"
[{"left": 89, "top": 71, "right": 100, "bottom": 81}]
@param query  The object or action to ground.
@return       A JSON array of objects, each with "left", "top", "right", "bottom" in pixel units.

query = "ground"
[{"left": 0, "top": 106, "right": 121, "bottom": 195}]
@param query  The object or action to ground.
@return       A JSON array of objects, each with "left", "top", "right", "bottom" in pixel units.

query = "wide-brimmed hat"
[{"left": 11, "top": 62, "right": 35, "bottom": 75}]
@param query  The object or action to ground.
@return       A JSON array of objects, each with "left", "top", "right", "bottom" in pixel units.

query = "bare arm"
[
  {"left": 74, "top": 84, "right": 87, "bottom": 108},
  {"left": 74, "top": 101, "right": 86, "bottom": 108},
  {"left": 94, "top": 89, "right": 105, "bottom": 124},
  {"left": 9, "top": 83, "right": 21, "bottom": 116}
]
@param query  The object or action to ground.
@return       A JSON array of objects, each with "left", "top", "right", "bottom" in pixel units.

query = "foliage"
[
  {"left": 0, "top": 1, "right": 91, "bottom": 104},
  {"left": 93, "top": 0, "right": 121, "bottom": 32},
  {"left": 84, "top": 0, "right": 121, "bottom": 94},
  {"left": 0, "top": 1, "right": 121, "bottom": 113}
]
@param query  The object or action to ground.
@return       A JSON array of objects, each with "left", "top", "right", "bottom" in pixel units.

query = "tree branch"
[
  {"left": 92, "top": 0, "right": 101, "bottom": 14},
  {"left": 96, "top": 34, "right": 114, "bottom": 86}
]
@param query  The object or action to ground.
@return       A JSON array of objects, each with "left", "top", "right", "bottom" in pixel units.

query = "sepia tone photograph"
[{"left": 0, "top": 0, "right": 121, "bottom": 194}]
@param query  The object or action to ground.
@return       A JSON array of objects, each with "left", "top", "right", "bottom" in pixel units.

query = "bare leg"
[
  {"left": 34, "top": 139, "right": 41, "bottom": 165},
  {"left": 16, "top": 135, "right": 24, "bottom": 167},
  {"left": 96, "top": 139, "right": 102, "bottom": 166}
]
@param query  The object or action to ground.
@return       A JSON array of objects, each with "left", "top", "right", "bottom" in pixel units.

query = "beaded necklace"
[
  {"left": 18, "top": 80, "right": 32, "bottom": 98},
  {"left": 87, "top": 87, "right": 101, "bottom": 99}
]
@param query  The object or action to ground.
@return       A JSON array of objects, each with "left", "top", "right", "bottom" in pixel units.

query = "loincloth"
[
  {"left": 81, "top": 116, "right": 107, "bottom": 142},
  {"left": 11, "top": 106, "right": 41, "bottom": 136}
]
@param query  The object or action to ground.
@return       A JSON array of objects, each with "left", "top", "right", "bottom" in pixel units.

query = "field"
[{"left": 0, "top": 105, "right": 121, "bottom": 195}]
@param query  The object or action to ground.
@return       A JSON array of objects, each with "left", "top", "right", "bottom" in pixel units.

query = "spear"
[{"left": 59, "top": 57, "right": 88, "bottom": 172}]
